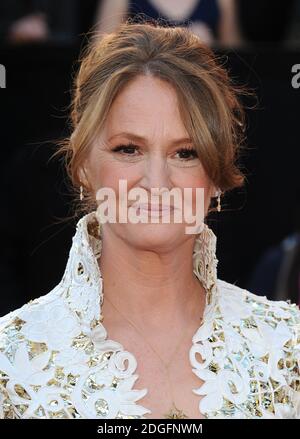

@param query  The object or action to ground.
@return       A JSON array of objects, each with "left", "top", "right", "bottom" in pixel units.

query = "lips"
[{"left": 132, "top": 203, "right": 174, "bottom": 211}]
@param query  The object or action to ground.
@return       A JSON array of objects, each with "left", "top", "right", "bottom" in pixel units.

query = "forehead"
[{"left": 104, "top": 75, "right": 189, "bottom": 138}]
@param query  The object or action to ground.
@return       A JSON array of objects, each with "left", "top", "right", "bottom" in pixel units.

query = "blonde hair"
[{"left": 58, "top": 20, "right": 248, "bottom": 213}]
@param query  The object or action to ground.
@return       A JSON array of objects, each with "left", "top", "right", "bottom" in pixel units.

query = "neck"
[{"left": 98, "top": 228, "right": 206, "bottom": 333}]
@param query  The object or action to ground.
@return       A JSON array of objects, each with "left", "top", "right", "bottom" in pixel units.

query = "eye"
[
  {"left": 111, "top": 142, "right": 140, "bottom": 156},
  {"left": 175, "top": 147, "right": 198, "bottom": 160}
]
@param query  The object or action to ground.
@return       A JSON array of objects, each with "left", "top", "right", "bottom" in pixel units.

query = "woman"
[
  {"left": 95, "top": 0, "right": 243, "bottom": 47},
  {"left": 0, "top": 21, "right": 299, "bottom": 419}
]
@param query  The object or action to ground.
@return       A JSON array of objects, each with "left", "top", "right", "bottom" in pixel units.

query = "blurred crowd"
[{"left": 0, "top": 0, "right": 299, "bottom": 48}]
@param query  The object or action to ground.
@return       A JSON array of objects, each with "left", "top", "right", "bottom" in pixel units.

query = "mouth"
[
  {"left": 132, "top": 203, "right": 175, "bottom": 212},
  {"left": 129, "top": 202, "right": 177, "bottom": 218}
]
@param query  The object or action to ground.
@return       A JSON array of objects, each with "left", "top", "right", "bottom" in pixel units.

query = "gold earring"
[{"left": 80, "top": 185, "right": 84, "bottom": 201}]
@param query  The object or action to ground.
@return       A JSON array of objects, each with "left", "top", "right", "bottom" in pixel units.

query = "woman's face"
[{"left": 84, "top": 74, "right": 216, "bottom": 251}]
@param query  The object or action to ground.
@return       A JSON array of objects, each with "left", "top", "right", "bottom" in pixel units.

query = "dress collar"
[{"left": 60, "top": 211, "right": 220, "bottom": 332}]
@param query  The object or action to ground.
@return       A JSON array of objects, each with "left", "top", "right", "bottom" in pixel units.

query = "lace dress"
[{"left": 0, "top": 211, "right": 299, "bottom": 418}]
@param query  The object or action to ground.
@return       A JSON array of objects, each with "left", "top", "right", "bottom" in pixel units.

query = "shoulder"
[
  {"left": 217, "top": 278, "right": 300, "bottom": 327},
  {"left": 0, "top": 281, "right": 81, "bottom": 352},
  {"left": 215, "top": 278, "right": 300, "bottom": 418},
  {"left": 0, "top": 284, "right": 86, "bottom": 419},
  {"left": 216, "top": 278, "right": 300, "bottom": 345},
  {"left": 0, "top": 281, "right": 65, "bottom": 332},
  {"left": 0, "top": 282, "right": 81, "bottom": 418}
]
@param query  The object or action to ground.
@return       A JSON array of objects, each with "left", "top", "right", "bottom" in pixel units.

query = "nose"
[{"left": 139, "top": 151, "right": 172, "bottom": 192}]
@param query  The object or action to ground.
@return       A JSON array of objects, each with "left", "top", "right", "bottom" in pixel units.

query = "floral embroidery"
[
  {"left": 18, "top": 298, "right": 82, "bottom": 351},
  {"left": 0, "top": 211, "right": 299, "bottom": 419},
  {"left": 190, "top": 280, "right": 300, "bottom": 418}
]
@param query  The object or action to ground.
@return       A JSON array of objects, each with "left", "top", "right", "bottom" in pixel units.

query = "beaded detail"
[{"left": 0, "top": 211, "right": 299, "bottom": 419}]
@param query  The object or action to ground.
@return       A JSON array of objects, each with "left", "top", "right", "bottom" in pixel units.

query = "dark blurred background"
[{"left": 0, "top": 0, "right": 300, "bottom": 316}]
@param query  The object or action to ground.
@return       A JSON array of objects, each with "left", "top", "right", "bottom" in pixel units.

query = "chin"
[{"left": 118, "top": 222, "right": 186, "bottom": 251}]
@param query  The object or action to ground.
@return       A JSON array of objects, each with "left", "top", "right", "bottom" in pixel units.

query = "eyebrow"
[{"left": 108, "top": 132, "right": 193, "bottom": 146}]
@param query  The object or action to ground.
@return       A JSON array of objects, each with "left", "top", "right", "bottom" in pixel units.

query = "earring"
[
  {"left": 216, "top": 190, "right": 222, "bottom": 212},
  {"left": 80, "top": 185, "right": 84, "bottom": 201}
]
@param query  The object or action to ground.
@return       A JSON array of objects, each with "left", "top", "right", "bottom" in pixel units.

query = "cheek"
[
  {"left": 173, "top": 168, "right": 211, "bottom": 200},
  {"left": 174, "top": 174, "right": 212, "bottom": 219},
  {"left": 87, "top": 155, "right": 140, "bottom": 195}
]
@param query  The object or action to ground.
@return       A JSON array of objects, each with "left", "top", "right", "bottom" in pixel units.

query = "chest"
[
  {"left": 105, "top": 328, "right": 206, "bottom": 419},
  {"left": 135, "top": 353, "right": 206, "bottom": 419}
]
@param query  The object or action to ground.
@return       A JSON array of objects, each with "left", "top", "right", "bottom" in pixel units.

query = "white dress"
[{"left": 0, "top": 211, "right": 299, "bottom": 419}]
